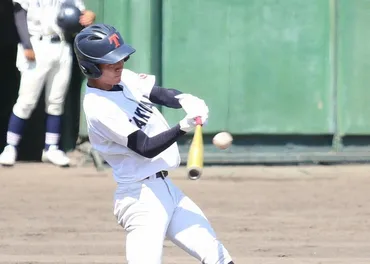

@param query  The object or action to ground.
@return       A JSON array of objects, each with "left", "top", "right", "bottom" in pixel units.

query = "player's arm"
[
  {"left": 127, "top": 125, "right": 186, "bottom": 158},
  {"left": 148, "top": 86, "right": 183, "bottom": 109},
  {"left": 148, "top": 86, "right": 210, "bottom": 115},
  {"left": 92, "top": 105, "right": 198, "bottom": 159},
  {"left": 127, "top": 112, "right": 207, "bottom": 158},
  {"left": 13, "top": 2, "right": 33, "bottom": 50},
  {"left": 150, "top": 88, "right": 210, "bottom": 119}
]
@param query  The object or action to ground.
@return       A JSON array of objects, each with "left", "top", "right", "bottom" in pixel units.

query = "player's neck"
[{"left": 87, "top": 79, "right": 113, "bottom": 91}]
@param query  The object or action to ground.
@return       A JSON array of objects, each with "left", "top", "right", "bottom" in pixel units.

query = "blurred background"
[{"left": 2, "top": 0, "right": 370, "bottom": 166}]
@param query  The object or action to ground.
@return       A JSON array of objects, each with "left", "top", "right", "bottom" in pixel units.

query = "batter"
[
  {"left": 74, "top": 23, "right": 235, "bottom": 264},
  {"left": 0, "top": 0, "right": 95, "bottom": 166}
]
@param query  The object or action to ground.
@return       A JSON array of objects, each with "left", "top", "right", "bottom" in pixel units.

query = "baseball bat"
[{"left": 186, "top": 117, "right": 204, "bottom": 180}]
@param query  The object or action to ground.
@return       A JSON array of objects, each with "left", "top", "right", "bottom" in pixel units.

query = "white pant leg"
[
  {"left": 13, "top": 40, "right": 54, "bottom": 119},
  {"left": 114, "top": 178, "right": 176, "bottom": 264},
  {"left": 45, "top": 42, "right": 72, "bottom": 116},
  {"left": 165, "top": 179, "right": 233, "bottom": 264}
]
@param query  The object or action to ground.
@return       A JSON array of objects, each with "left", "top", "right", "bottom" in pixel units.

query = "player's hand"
[
  {"left": 24, "top": 49, "right": 35, "bottom": 61},
  {"left": 175, "top": 94, "right": 209, "bottom": 117},
  {"left": 79, "top": 10, "right": 96, "bottom": 26},
  {"left": 179, "top": 113, "right": 208, "bottom": 133}
]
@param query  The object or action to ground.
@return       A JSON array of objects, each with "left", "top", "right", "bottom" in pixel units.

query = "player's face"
[{"left": 100, "top": 57, "right": 129, "bottom": 84}]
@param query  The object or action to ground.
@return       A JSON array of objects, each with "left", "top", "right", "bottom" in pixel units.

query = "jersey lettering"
[
  {"left": 132, "top": 100, "right": 153, "bottom": 129},
  {"left": 132, "top": 116, "right": 147, "bottom": 129},
  {"left": 134, "top": 107, "right": 150, "bottom": 121},
  {"left": 138, "top": 102, "right": 153, "bottom": 114}
]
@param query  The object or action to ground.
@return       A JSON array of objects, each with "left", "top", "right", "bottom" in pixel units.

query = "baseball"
[{"left": 212, "top": 132, "right": 233, "bottom": 150}]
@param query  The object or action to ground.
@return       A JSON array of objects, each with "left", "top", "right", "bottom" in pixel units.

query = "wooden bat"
[{"left": 187, "top": 117, "right": 204, "bottom": 180}]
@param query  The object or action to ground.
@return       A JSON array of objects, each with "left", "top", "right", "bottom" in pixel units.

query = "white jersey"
[
  {"left": 13, "top": 0, "right": 86, "bottom": 37},
  {"left": 83, "top": 69, "right": 181, "bottom": 184}
]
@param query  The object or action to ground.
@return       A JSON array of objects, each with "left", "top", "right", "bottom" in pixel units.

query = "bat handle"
[
  {"left": 195, "top": 116, "right": 202, "bottom": 126},
  {"left": 188, "top": 168, "right": 201, "bottom": 180}
]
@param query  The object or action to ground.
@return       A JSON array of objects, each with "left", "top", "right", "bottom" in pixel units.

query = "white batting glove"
[
  {"left": 179, "top": 113, "right": 208, "bottom": 133},
  {"left": 175, "top": 94, "right": 209, "bottom": 117}
]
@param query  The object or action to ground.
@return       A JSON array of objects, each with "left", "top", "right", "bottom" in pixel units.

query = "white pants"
[
  {"left": 114, "top": 176, "right": 232, "bottom": 264},
  {"left": 13, "top": 35, "right": 72, "bottom": 119}
]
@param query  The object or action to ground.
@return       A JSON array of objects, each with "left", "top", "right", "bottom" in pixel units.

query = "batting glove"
[
  {"left": 179, "top": 113, "right": 208, "bottom": 132},
  {"left": 175, "top": 94, "right": 209, "bottom": 117}
]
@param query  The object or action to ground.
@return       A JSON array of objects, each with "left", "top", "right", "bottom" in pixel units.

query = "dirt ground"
[{"left": 0, "top": 163, "right": 370, "bottom": 264}]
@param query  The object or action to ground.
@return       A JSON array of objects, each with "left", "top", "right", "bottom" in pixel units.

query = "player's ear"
[{"left": 79, "top": 61, "right": 101, "bottom": 79}]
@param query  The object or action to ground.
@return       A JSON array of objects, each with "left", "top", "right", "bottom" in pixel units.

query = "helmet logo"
[{"left": 108, "top": 33, "right": 121, "bottom": 48}]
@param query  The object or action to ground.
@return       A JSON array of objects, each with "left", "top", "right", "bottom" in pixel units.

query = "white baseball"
[{"left": 212, "top": 132, "right": 233, "bottom": 150}]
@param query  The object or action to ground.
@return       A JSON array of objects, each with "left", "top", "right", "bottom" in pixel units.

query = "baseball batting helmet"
[
  {"left": 57, "top": 3, "right": 83, "bottom": 34},
  {"left": 74, "top": 23, "right": 136, "bottom": 79}
]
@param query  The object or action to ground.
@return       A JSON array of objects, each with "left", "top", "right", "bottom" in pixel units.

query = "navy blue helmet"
[
  {"left": 57, "top": 3, "right": 83, "bottom": 34},
  {"left": 74, "top": 23, "right": 136, "bottom": 78}
]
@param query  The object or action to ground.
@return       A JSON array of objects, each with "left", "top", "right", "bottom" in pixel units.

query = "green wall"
[
  {"left": 162, "top": 0, "right": 333, "bottom": 134},
  {"left": 337, "top": 0, "right": 370, "bottom": 135}
]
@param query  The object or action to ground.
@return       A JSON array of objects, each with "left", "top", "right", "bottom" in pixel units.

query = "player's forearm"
[
  {"left": 149, "top": 86, "right": 182, "bottom": 109},
  {"left": 127, "top": 125, "right": 186, "bottom": 158},
  {"left": 13, "top": 3, "right": 33, "bottom": 50}
]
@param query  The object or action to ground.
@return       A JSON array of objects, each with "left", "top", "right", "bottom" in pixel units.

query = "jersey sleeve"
[
  {"left": 121, "top": 69, "right": 156, "bottom": 98},
  {"left": 90, "top": 103, "right": 139, "bottom": 147},
  {"left": 13, "top": 0, "right": 29, "bottom": 10}
]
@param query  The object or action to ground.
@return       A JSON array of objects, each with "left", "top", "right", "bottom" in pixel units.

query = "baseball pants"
[
  {"left": 13, "top": 35, "right": 72, "bottom": 119},
  {"left": 114, "top": 176, "right": 233, "bottom": 264}
]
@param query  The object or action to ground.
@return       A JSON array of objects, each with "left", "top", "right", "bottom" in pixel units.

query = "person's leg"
[
  {"left": 114, "top": 177, "right": 176, "bottom": 264},
  {"left": 0, "top": 42, "right": 50, "bottom": 165},
  {"left": 42, "top": 42, "right": 72, "bottom": 166},
  {"left": 165, "top": 179, "right": 234, "bottom": 264}
]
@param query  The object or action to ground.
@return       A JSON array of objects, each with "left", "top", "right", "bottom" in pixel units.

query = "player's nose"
[{"left": 115, "top": 63, "right": 123, "bottom": 72}]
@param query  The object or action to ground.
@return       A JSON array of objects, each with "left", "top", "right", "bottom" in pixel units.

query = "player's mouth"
[{"left": 112, "top": 73, "right": 122, "bottom": 83}]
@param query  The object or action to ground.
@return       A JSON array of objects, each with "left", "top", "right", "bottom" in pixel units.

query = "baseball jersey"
[
  {"left": 83, "top": 69, "right": 181, "bottom": 184},
  {"left": 13, "top": 0, "right": 86, "bottom": 37}
]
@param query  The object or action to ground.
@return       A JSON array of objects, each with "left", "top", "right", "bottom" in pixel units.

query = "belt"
[
  {"left": 35, "top": 35, "right": 61, "bottom": 43},
  {"left": 144, "top": 170, "right": 168, "bottom": 180}
]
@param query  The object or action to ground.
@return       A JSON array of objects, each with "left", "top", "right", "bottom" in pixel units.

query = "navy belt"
[{"left": 145, "top": 171, "right": 168, "bottom": 180}]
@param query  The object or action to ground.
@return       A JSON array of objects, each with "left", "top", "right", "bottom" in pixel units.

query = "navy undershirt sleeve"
[
  {"left": 127, "top": 124, "right": 186, "bottom": 158},
  {"left": 149, "top": 86, "right": 182, "bottom": 109},
  {"left": 13, "top": 3, "right": 33, "bottom": 50}
]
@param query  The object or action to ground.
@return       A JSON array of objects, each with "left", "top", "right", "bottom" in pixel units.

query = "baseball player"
[
  {"left": 0, "top": 0, "right": 95, "bottom": 166},
  {"left": 74, "top": 23, "right": 235, "bottom": 264}
]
